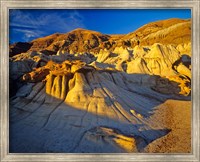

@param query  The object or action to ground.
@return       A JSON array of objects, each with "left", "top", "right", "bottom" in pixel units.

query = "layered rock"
[
  {"left": 9, "top": 18, "right": 191, "bottom": 153},
  {"left": 10, "top": 18, "right": 191, "bottom": 56},
  {"left": 123, "top": 18, "right": 191, "bottom": 46}
]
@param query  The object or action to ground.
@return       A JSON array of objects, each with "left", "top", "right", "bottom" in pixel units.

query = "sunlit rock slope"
[{"left": 9, "top": 18, "right": 191, "bottom": 153}]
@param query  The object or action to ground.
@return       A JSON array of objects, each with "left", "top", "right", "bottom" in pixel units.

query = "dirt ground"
[{"left": 145, "top": 99, "right": 191, "bottom": 153}]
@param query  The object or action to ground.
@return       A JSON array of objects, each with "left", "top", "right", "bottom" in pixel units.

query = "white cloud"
[
  {"left": 14, "top": 28, "right": 43, "bottom": 41},
  {"left": 9, "top": 9, "right": 86, "bottom": 42}
]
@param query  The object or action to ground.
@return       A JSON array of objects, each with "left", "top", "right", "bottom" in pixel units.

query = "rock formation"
[{"left": 9, "top": 18, "right": 191, "bottom": 153}]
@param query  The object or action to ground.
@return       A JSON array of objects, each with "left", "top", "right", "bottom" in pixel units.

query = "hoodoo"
[{"left": 9, "top": 18, "right": 191, "bottom": 153}]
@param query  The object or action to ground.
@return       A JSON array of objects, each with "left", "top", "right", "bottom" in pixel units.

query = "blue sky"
[{"left": 9, "top": 9, "right": 191, "bottom": 43}]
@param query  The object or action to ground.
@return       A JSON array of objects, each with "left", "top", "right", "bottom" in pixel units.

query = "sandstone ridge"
[{"left": 9, "top": 18, "right": 191, "bottom": 153}]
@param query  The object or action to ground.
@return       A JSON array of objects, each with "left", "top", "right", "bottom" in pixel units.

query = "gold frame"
[{"left": 0, "top": 0, "right": 199, "bottom": 161}]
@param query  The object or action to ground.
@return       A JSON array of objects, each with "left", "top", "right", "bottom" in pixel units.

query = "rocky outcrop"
[
  {"left": 9, "top": 42, "right": 33, "bottom": 57},
  {"left": 9, "top": 58, "right": 190, "bottom": 153},
  {"left": 124, "top": 18, "right": 191, "bottom": 46},
  {"left": 10, "top": 18, "right": 191, "bottom": 56},
  {"left": 9, "top": 18, "right": 191, "bottom": 153}
]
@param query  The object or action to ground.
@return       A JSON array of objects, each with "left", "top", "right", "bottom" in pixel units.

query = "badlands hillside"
[{"left": 9, "top": 18, "right": 191, "bottom": 153}]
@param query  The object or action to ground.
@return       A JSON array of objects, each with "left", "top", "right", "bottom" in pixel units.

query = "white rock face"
[
  {"left": 93, "top": 43, "right": 191, "bottom": 79},
  {"left": 9, "top": 18, "right": 192, "bottom": 153},
  {"left": 9, "top": 42, "right": 191, "bottom": 153}
]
